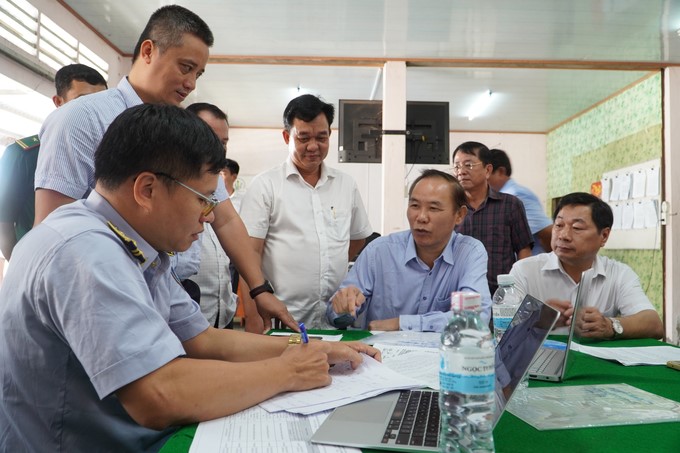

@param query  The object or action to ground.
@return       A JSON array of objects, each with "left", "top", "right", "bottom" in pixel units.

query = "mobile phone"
[
  {"left": 666, "top": 360, "right": 680, "bottom": 371},
  {"left": 331, "top": 313, "right": 356, "bottom": 329}
]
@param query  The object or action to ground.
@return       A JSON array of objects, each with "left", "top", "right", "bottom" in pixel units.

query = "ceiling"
[{"left": 59, "top": 0, "right": 680, "bottom": 132}]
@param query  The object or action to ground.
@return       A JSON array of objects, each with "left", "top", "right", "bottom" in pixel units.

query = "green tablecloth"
[{"left": 160, "top": 333, "right": 680, "bottom": 453}]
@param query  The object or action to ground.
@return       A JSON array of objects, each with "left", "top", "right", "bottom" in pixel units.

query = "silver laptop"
[
  {"left": 311, "top": 295, "right": 559, "bottom": 452},
  {"left": 527, "top": 268, "right": 592, "bottom": 382}
]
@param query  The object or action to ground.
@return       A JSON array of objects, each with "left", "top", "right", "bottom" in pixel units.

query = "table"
[{"left": 159, "top": 333, "right": 680, "bottom": 453}]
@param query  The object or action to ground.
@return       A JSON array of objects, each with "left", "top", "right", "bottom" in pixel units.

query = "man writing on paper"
[
  {"left": 0, "top": 104, "right": 379, "bottom": 452},
  {"left": 327, "top": 169, "right": 491, "bottom": 331},
  {"left": 510, "top": 192, "right": 663, "bottom": 340}
]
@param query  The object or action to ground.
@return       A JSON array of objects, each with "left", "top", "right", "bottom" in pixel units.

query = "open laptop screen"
[{"left": 494, "top": 294, "right": 560, "bottom": 423}]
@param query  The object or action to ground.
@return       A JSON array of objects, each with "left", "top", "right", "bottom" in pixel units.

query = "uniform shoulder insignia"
[
  {"left": 107, "top": 221, "right": 146, "bottom": 265},
  {"left": 15, "top": 134, "right": 40, "bottom": 151}
]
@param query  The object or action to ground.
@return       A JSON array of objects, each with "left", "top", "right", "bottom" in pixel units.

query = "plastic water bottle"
[
  {"left": 492, "top": 274, "right": 521, "bottom": 344},
  {"left": 439, "top": 292, "right": 495, "bottom": 453},
  {"left": 492, "top": 274, "right": 529, "bottom": 403}
]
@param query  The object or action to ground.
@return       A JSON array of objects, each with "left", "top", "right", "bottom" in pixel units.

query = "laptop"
[
  {"left": 311, "top": 295, "right": 560, "bottom": 452},
  {"left": 527, "top": 268, "right": 592, "bottom": 382}
]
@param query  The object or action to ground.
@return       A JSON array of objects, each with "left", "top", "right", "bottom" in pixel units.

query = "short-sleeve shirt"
[
  {"left": 509, "top": 252, "right": 656, "bottom": 334},
  {"left": 35, "top": 77, "right": 227, "bottom": 202},
  {"left": 0, "top": 135, "right": 40, "bottom": 239},
  {"left": 455, "top": 186, "right": 534, "bottom": 295},
  {"left": 500, "top": 178, "right": 552, "bottom": 255},
  {"left": 0, "top": 190, "right": 209, "bottom": 452},
  {"left": 240, "top": 158, "right": 372, "bottom": 328}
]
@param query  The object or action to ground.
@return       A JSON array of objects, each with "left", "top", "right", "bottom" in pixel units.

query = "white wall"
[{"left": 227, "top": 128, "right": 547, "bottom": 233}]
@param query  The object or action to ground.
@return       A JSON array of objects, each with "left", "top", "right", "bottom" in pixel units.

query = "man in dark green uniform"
[{"left": 0, "top": 64, "right": 107, "bottom": 259}]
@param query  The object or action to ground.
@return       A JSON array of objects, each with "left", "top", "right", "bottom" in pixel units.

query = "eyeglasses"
[
  {"left": 154, "top": 172, "right": 219, "bottom": 217},
  {"left": 452, "top": 162, "right": 484, "bottom": 172}
]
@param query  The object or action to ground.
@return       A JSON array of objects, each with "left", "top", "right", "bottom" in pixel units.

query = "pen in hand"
[{"left": 299, "top": 322, "right": 309, "bottom": 344}]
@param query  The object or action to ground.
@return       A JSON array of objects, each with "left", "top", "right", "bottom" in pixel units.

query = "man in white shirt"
[
  {"left": 240, "top": 94, "right": 373, "bottom": 330},
  {"left": 184, "top": 103, "right": 236, "bottom": 328},
  {"left": 510, "top": 192, "right": 663, "bottom": 340}
]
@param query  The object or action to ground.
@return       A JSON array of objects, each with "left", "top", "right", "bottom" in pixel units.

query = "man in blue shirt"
[
  {"left": 327, "top": 169, "right": 491, "bottom": 331},
  {"left": 488, "top": 148, "right": 553, "bottom": 255},
  {"left": 0, "top": 104, "right": 378, "bottom": 452},
  {"left": 34, "top": 5, "right": 297, "bottom": 332}
]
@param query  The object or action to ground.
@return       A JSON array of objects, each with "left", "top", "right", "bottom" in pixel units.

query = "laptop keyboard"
[{"left": 382, "top": 390, "right": 440, "bottom": 448}]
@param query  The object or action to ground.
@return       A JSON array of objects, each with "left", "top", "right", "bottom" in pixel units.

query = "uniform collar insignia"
[{"left": 107, "top": 221, "right": 146, "bottom": 265}]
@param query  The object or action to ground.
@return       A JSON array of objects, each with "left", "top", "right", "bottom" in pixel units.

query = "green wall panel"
[{"left": 546, "top": 73, "right": 663, "bottom": 314}]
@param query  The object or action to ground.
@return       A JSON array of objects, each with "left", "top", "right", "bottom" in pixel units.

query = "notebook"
[
  {"left": 310, "top": 295, "right": 559, "bottom": 452},
  {"left": 527, "top": 268, "right": 592, "bottom": 382}
]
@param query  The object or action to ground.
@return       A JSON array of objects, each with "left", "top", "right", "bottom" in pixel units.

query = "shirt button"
[{"left": 422, "top": 296, "right": 427, "bottom": 300}]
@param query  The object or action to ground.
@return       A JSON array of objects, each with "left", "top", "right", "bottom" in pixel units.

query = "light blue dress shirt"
[
  {"left": 0, "top": 191, "right": 209, "bottom": 452},
  {"left": 326, "top": 230, "right": 491, "bottom": 331},
  {"left": 36, "top": 77, "right": 227, "bottom": 278},
  {"left": 500, "top": 178, "right": 552, "bottom": 255}
]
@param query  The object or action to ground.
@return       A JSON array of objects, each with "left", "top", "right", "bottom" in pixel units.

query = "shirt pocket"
[
  {"left": 327, "top": 206, "right": 351, "bottom": 241},
  {"left": 434, "top": 294, "right": 451, "bottom": 312}
]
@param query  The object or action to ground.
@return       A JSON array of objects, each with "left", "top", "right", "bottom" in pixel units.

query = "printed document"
[
  {"left": 374, "top": 342, "right": 440, "bottom": 390},
  {"left": 189, "top": 405, "right": 359, "bottom": 453},
  {"left": 571, "top": 343, "right": 680, "bottom": 366},
  {"left": 258, "top": 354, "right": 421, "bottom": 414}
]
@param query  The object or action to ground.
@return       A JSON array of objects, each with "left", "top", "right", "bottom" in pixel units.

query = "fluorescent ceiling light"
[{"left": 467, "top": 90, "right": 493, "bottom": 121}]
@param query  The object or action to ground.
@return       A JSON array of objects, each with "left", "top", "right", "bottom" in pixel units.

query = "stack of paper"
[
  {"left": 259, "top": 355, "right": 422, "bottom": 414},
  {"left": 571, "top": 343, "right": 680, "bottom": 366},
  {"left": 190, "top": 406, "right": 360, "bottom": 453},
  {"left": 375, "top": 342, "right": 440, "bottom": 390}
]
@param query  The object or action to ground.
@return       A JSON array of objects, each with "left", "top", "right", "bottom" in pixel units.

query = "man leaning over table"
[
  {"left": 0, "top": 104, "right": 379, "bottom": 452},
  {"left": 327, "top": 169, "right": 491, "bottom": 332},
  {"left": 33, "top": 4, "right": 297, "bottom": 332},
  {"left": 510, "top": 192, "right": 664, "bottom": 340}
]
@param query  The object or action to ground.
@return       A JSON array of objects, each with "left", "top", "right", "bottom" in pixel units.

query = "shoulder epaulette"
[
  {"left": 107, "top": 221, "right": 146, "bottom": 265},
  {"left": 15, "top": 135, "right": 40, "bottom": 151}
]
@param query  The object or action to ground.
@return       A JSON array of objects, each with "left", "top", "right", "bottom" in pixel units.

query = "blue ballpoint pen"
[{"left": 299, "top": 322, "right": 309, "bottom": 344}]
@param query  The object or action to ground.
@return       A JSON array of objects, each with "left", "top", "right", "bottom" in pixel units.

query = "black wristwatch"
[{"left": 249, "top": 280, "right": 275, "bottom": 299}]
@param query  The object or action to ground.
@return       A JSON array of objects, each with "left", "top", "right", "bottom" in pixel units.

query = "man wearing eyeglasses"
[
  {"left": 33, "top": 5, "right": 298, "bottom": 332},
  {"left": 0, "top": 104, "right": 380, "bottom": 452},
  {"left": 239, "top": 94, "right": 373, "bottom": 331},
  {"left": 452, "top": 141, "right": 533, "bottom": 295}
]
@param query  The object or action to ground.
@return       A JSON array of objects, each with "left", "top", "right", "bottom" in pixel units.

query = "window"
[{"left": 0, "top": 0, "right": 109, "bottom": 78}]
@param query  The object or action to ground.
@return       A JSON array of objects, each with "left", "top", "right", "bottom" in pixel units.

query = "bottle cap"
[
  {"left": 450, "top": 291, "right": 481, "bottom": 312},
  {"left": 497, "top": 274, "right": 514, "bottom": 286}
]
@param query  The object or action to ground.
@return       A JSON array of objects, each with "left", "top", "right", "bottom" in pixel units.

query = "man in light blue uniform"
[
  {"left": 0, "top": 104, "right": 378, "bottom": 452},
  {"left": 34, "top": 4, "right": 297, "bottom": 331},
  {"left": 488, "top": 148, "right": 553, "bottom": 255},
  {"left": 327, "top": 169, "right": 491, "bottom": 331}
]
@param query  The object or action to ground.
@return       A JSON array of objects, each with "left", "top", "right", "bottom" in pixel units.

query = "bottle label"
[
  {"left": 439, "top": 350, "right": 494, "bottom": 394},
  {"left": 493, "top": 316, "right": 511, "bottom": 331},
  {"left": 492, "top": 304, "right": 519, "bottom": 331}
]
